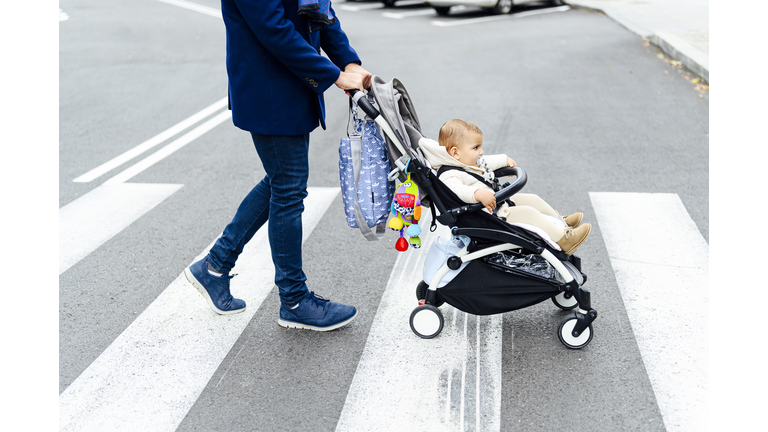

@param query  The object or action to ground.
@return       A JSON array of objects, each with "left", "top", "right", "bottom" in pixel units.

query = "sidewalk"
[{"left": 567, "top": 0, "right": 709, "bottom": 83}]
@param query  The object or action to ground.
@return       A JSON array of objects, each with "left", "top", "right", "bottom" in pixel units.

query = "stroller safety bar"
[
  {"left": 466, "top": 166, "right": 527, "bottom": 213},
  {"left": 436, "top": 167, "right": 528, "bottom": 226}
]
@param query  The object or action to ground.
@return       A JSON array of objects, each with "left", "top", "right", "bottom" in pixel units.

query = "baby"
[{"left": 422, "top": 119, "right": 590, "bottom": 256}]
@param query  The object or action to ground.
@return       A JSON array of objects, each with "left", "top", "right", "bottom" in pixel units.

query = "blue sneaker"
[
  {"left": 184, "top": 258, "right": 246, "bottom": 315},
  {"left": 278, "top": 292, "right": 357, "bottom": 331}
]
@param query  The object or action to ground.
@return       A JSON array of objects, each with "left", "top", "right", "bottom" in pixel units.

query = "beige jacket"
[{"left": 418, "top": 137, "right": 508, "bottom": 204}]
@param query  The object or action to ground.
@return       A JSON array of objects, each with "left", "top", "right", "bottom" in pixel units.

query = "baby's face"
[{"left": 450, "top": 132, "right": 484, "bottom": 166}]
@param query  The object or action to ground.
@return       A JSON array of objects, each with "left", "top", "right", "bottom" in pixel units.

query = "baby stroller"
[{"left": 349, "top": 77, "right": 598, "bottom": 349}]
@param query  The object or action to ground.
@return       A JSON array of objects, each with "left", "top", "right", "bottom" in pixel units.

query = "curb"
[
  {"left": 651, "top": 31, "right": 709, "bottom": 83},
  {"left": 568, "top": 3, "right": 709, "bottom": 83}
]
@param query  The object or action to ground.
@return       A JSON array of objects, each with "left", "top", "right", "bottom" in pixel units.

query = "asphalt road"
[{"left": 57, "top": 1, "right": 709, "bottom": 431}]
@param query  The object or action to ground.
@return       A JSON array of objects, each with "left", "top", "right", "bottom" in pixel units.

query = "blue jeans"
[{"left": 207, "top": 133, "right": 310, "bottom": 307}]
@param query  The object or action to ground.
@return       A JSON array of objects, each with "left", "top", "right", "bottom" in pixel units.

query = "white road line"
[
  {"left": 62, "top": 107, "right": 231, "bottom": 273},
  {"left": 432, "top": 5, "right": 569, "bottom": 27},
  {"left": 382, "top": 9, "right": 435, "bottom": 19},
  {"left": 59, "top": 183, "right": 183, "bottom": 274},
  {"left": 511, "top": 4, "right": 569, "bottom": 18},
  {"left": 590, "top": 192, "right": 708, "bottom": 432},
  {"left": 432, "top": 14, "right": 510, "bottom": 27},
  {"left": 336, "top": 218, "right": 503, "bottom": 432},
  {"left": 63, "top": 105, "right": 230, "bottom": 273},
  {"left": 338, "top": 3, "right": 385, "bottom": 11},
  {"left": 103, "top": 110, "right": 231, "bottom": 185},
  {"left": 157, "top": 0, "right": 222, "bottom": 18},
  {"left": 59, "top": 187, "right": 340, "bottom": 432},
  {"left": 74, "top": 97, "right": 228, "bottom": 183},
  {"left": 391, "top": 0, "right": 427, "bottom": 6}
]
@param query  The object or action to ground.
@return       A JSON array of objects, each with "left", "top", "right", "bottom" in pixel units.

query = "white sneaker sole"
[
  {"left": 184, "top": 267, "right": 246, "bottom": 316},
  {"left": 277, "top": 311, "right": 358, "bottom": 331}
]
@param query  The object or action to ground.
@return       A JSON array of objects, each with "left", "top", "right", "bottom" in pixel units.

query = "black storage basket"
[{"left": 437, "top": 259, "right": 560, "bottom": 316}]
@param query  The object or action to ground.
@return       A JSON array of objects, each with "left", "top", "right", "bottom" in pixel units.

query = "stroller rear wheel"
[
  {"left": 410, "top": 305, "right": 444, "bottom": 339},
  {"left": 557, "top": 315, "right": 593, "bottom": 349},
  {"left": 552, "top": 292, "right": 578, "bottom": 310}
]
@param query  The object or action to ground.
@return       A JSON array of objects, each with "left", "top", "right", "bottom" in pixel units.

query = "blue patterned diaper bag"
[{"left": 339, "top": 100, "right": 394, "bottom": 240}]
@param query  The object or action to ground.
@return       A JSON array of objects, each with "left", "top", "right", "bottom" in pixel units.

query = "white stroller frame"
[{"left": 416, "top": 238, "right": 590, "bottom": 348}]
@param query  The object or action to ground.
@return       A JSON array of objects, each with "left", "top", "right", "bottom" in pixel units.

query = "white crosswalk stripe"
[
  {"left": 59, "top": 187, "right": 708, "bottom": 431},
  {"left": 590, "top": 192, "right": 708, "bottom": 432},
  {"left": 337, "top": 220, "right": 503, "bottom": 432},
  {"left": 59, "top": 183, "right": 183, "bottom": 274},
  {"left": 338, "top": 191, "right": 707, "bottom": 432},
  {"left": 72, "top": 97, "right": 229, "bottom": 183},
  {"left": 61, "top": 97, "right": 232, "bottom": 275},
  {"left": 59, "top": 187, "right": 339, "bottom": 432}
]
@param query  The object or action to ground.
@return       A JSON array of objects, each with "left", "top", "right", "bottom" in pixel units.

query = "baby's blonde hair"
[{"left": 438, "top": 119, "right": 483, "bottom": 152}]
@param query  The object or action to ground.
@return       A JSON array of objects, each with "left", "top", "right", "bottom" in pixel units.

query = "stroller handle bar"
[
  {"left": 467, "top": 166, "right": 528, "bottom": 213},
  {"left": 349, "top": 89, "right": 380, "bottom": 119},
  {"left": 348, "top": 88, "right": 412, "bottom": 166}
]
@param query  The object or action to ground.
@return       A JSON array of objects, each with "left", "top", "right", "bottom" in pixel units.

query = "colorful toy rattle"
[{"left": 387, "top": 173, "right": 422, "bottom": 251}]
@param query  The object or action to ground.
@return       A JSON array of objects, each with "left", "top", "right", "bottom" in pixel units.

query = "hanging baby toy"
[{"left": 388, "top": 172, "right": 422, "bottom": 251}]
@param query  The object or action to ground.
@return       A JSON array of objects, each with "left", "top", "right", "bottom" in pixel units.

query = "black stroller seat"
[{"left": 409, "top": 161, "right": 597, "bottom": 349}]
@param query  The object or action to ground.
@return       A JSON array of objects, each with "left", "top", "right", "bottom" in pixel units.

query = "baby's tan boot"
[
  {"left": 562, "top": 212, "right": 583, "bottom": 228},
  {"left": 556, "top": 223, "right": 591, "bottom": 255}
]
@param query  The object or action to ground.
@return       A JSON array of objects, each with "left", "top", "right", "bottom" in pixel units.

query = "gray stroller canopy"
[{"left": 367, "top": 76, "right": 428, "bottom": 182}]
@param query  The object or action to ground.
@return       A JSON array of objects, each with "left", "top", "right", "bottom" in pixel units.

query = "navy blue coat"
[{"left": 221, "top": 0, "right": 361, "bottom": 135}]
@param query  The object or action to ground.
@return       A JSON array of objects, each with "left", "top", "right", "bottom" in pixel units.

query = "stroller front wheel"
[
  {"left": 557, "top": 315, "right": 594, "bottom": 349},
  {"left": 416, "top": 281, "right": 445, "bottom": 307},
  {"left": 410, "top": 305, "right": 444, "bottom": 339}
]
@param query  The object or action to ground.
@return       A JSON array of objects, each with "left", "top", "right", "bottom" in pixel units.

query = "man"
[{"left": 184, "top": 0, "right": 371, "bottom": 331}]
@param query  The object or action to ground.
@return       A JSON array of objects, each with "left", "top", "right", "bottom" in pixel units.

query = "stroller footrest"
[{"left": 562, "top": 261, "right": 585, "bottom": 286}]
